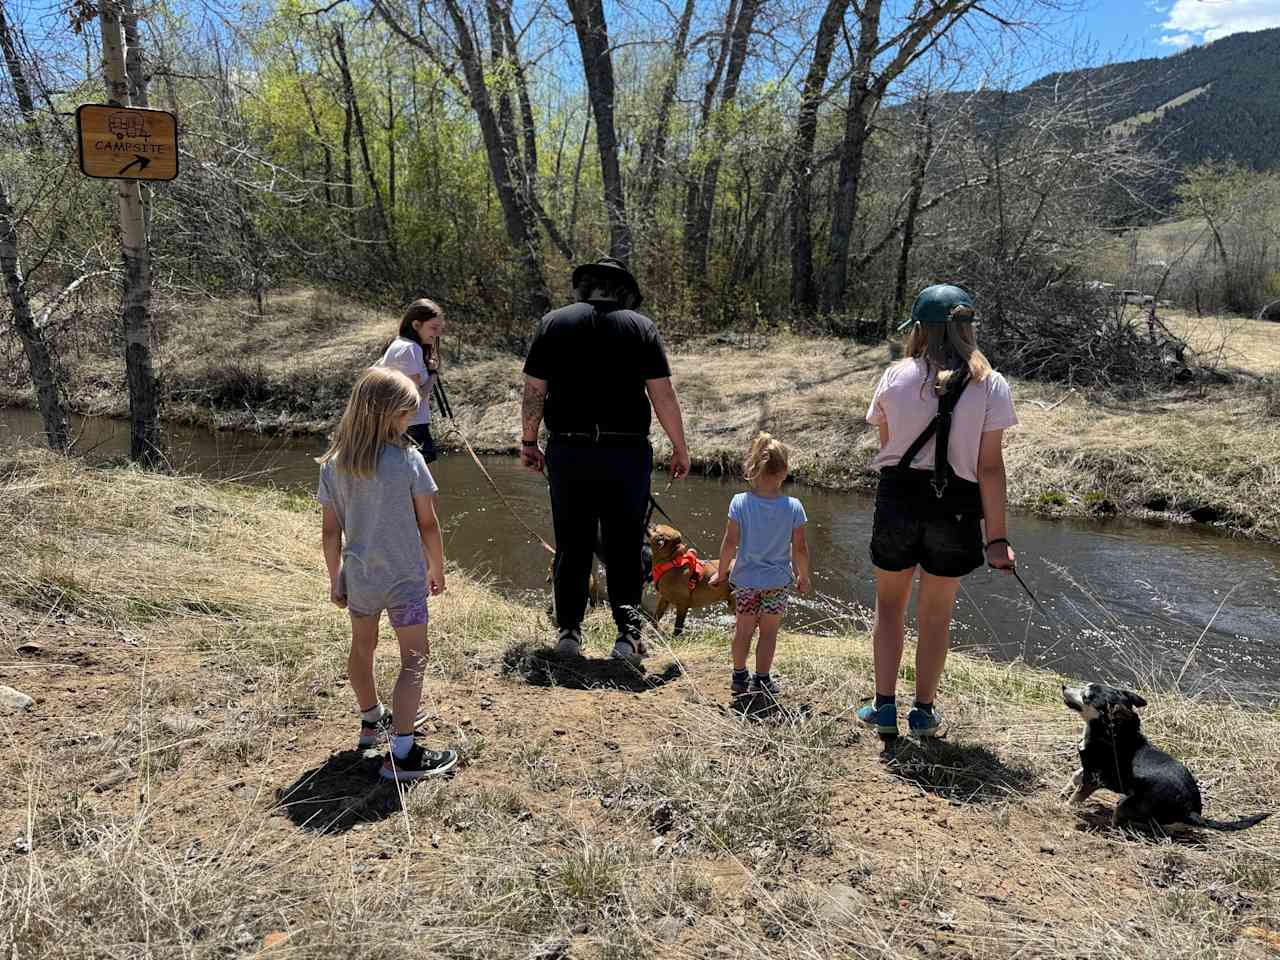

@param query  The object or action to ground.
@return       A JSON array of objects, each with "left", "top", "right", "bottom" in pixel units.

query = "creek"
[{"left": 5, "top": 408, "right": 1279, "bottom": 702}]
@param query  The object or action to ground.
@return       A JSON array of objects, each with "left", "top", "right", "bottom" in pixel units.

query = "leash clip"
[
  {"left": 931, "top": 477, "right": 948, "bottom": 499},
  {"left": 592, "top": 424, "right": 601, "bottom": 443}
]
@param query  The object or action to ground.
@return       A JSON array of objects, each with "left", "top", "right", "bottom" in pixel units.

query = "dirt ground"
[
  {"left": 4, "top": 601, "right": 1278, "bottom": 959},
  {"left": 1, "top": 447, "right": 1277, "bottom": 959}
]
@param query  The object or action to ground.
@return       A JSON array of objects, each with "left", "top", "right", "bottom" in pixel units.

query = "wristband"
[
  {"left": 985, "top": 538, "right": 1011, "bottom": 549},
  {"left": 521, "top": 439, "right": 540, "bottom": 447}
]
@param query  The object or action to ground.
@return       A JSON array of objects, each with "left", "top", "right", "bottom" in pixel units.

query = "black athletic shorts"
[
  {"left": 869, "top": 474, "right": 983, "bottom": 579},
  {"left": 405, "top": 423, "right": 438, "bottom": 464}
]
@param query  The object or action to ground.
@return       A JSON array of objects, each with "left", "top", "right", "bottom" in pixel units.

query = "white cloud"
[
  {"left": 1160, "top": 0, "right": 1280, "bottom": 44},
  {"left": 1158, "top": 31, "right": 1196, "bottom": 46}
]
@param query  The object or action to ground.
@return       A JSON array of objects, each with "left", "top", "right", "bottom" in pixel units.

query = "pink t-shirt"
[{"left": 866, "top": 359, "right": 1017, "bottom": 482}]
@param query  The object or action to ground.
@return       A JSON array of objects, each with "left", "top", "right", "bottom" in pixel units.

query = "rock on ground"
[{"left": 0, "top": 685, "right": 34, "bottom": 712}]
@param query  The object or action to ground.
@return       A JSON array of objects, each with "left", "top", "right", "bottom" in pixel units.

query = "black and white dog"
[{"left": 1061, "top": 682, "right": 1271, "bottom": 832}]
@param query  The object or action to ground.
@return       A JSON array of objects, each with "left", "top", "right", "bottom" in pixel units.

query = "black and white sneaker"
[
  {"left": 556, "top": 627, "right": 584, "bottom": 657},
  {"left": 380, "top": 743, "right": 459, "bottom": 781},
  {"left": 357, "top": 708, "right": 429, "bottom": 749},
  {"left": 610, "top": 629, "right": 646, "bottom": 666}
]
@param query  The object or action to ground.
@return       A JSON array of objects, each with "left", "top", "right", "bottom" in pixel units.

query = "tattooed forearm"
[{"left": 521, "top": 376, "right": 547, "bottom": 440}]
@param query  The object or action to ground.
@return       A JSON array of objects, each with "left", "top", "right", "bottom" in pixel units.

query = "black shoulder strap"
[{"left": 896, "top": 371, "right": 971, "bottom": 483}]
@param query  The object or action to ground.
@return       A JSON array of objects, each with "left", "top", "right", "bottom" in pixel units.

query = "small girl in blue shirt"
[{"left": 709, "top": 433, "right": 811, "bottom": 697}]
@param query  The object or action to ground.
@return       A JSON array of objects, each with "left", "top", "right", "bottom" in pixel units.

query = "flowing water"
[{"left": 5, "top": 409, "right": 1279, "bottom": 702}]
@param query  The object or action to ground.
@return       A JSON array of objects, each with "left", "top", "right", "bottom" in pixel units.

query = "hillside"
[{"left": 1026, "top": 28, "right": 1280, "bottom": 179}]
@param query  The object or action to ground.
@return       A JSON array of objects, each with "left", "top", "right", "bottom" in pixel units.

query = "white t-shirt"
[
  {"left": 378, "top": 336, "right": 431, "bottom": 426},
  {"left": 866, "top": 358, "right": 1017, "bottom": 482}
]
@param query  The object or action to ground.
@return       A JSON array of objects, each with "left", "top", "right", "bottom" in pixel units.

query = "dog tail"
[{"left": 1186, "top": 811, "right": 1272, "bottom": 832}]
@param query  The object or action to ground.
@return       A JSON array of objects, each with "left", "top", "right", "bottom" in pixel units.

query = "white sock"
[
  {"left": 360, "top": 703, "right": 387, "bottom": 724},
  {"left": 391, "top": 734, "right": 414, "bottom": 759}
]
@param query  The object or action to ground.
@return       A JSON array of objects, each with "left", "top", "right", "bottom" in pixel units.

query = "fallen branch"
[{"left": 35, "top": 269, "right": 115, "bottom": 329}]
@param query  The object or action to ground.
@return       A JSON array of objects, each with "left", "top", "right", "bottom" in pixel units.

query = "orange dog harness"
[{"left": 652, "top": 548, "right": 705, "bottom": 591}]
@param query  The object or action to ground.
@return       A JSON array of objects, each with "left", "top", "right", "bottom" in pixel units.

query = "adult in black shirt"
[{"left": 521, "top": 257, "right": 690, "bottom": 664}]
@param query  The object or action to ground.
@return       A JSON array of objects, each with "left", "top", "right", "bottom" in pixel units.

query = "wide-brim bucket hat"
[
  {"left": 896, "top": 283, "right": 977, "bottom": 333},
  {"left": 571, "top": 257, "right": 643, "bottom": 308}
]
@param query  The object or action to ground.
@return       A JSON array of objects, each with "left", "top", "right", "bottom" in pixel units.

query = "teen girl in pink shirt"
[{"left": 858, "top": 284, "right": 1016, "bottom": 739}]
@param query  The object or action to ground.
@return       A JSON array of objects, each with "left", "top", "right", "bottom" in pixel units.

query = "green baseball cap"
[{"left": 896, "top": 283, "right": 977, "bottom": 334}]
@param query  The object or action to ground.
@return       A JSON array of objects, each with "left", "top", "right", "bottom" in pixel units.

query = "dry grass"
[
  {"left": 1165, "top": 311, "right": 1280, "bottom": 377},
  {"left": 5, "top": 287, "right": 1280, "bottom": 540},
  {"left": 1, "top": 449, "right": 1279, "bottom": 958}
]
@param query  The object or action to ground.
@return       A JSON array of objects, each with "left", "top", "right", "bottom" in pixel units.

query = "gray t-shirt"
[{"left": 317, "top": 444, "right": 439, "bottom": 614}]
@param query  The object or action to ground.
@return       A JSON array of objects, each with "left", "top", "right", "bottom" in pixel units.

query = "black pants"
[
  {"left": 546, "top": 438, "right": 652, "bottom": 633},
  {"left": 405, "top": 423, "right": 438, "bottom": 463}
]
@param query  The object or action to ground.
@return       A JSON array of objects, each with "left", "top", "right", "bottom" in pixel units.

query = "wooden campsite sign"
[{"left": 76, "top": 104, "right": 179, "bottom": 182}]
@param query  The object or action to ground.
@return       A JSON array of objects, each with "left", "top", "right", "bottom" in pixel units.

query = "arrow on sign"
[{"left": 118, "top": 155, "right": 151, "bottom": 175}]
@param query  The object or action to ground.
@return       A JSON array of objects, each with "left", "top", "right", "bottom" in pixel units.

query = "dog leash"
[
  {"left": 433, "top": 377, "right": 555, "bottom": 557},
  {"left": 1010, "top": 566, "right": 1051, "bottom": 620},
  {"left": 989, "top": 555, "right": 1081, "bottom": 667},
  {"left": 647, "top": 493, "right": 679, "bottom": 527}
]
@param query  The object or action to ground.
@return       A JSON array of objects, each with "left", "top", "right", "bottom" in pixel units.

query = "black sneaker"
[
  {"left": 751, "top": 674, "right": 781, "bottom": 697},
  {"left": 610, "top": 630, "right": 646, "bottom": 666},
  {"left": 556, "top": 627, "right": 584, "bottom": 657},
  {"left": 380, "top": 743, "right": 459, "bottom": 781},
  {"left": 731, "top": 670, "right": 751, "bottom": 697},
  {"left": 357, "top": 709, "right": 428, "bottom": 749},
  {"left": 357, "top": 709, "right": 393, "bottom": 748}
]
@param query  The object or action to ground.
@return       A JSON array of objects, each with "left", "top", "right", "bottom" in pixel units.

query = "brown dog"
[{"left": 648, "top": 523, "right": 733, "bottom": 634}]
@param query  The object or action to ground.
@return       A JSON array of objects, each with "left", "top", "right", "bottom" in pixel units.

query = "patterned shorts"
[
  {"left": 388, "top": 599, "right": 429, "bottom": 628},
  {"left": 733, "top": 587, "right": 788, "bottom": 617},
  {"left": 350, "top": 599, "right": 429, "bottom": 628}
]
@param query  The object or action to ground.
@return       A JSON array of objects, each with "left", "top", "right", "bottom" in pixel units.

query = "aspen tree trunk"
[
  {"left": 569, "top": 0, "right": 631, "bottom": 261},
  {"left": 0, "top": 178, "right": 67, "bottom": 450},
  {"left": 100, "top": 0, "right": 160, "bottom": 465},
  {"left": 0, "top": 1, "right": 41, "bottom": 146},
  {"left": 787, "top": 0, "right": 849, "bottom": 314}
]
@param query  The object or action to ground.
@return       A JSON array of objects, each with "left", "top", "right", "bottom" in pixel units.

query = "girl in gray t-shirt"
[{"left": 316, "top": 366, "right": 456, "bottom": 781}]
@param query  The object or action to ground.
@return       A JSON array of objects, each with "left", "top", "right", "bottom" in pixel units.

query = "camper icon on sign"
[{"left": 108, "top": 111, "right": 150, "bottom": 140}]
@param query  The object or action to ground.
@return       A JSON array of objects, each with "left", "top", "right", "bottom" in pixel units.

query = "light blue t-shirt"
[{"left": 727, "top": 492, "right": 807, "bottom": 590}]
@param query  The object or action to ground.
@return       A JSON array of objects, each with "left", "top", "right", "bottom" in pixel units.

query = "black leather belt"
[{"left": 549, "top": 427, "right": 648, "bottom": 444}]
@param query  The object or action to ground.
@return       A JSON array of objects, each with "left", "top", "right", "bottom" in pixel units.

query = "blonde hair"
[
  {"left": 901, "top": 320, "right": 992, "bottom": 396},
  {"left": 744, "top": 432, "right": 790, "bottom": 484},
  {"left": 317, "top": 367, "right": 420, "bottom": 478}
]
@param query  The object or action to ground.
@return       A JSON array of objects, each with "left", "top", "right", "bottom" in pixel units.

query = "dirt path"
[{"left": 7, "top": 604, "right": 1275, "bottom": 959}]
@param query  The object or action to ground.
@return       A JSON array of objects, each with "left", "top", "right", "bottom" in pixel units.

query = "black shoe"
[
  {"left": 556, "top": 627, "right": 584, "bottom": 657},
  {"left": 358, "top": 709, "right": 393, "bottom": 748},
  {"left": 610, "top": 630, "right": 646, "bottom": 666},
  {"left": 751, "top": 674, "right": 781, "bottom": 697},
  {"left": 380, "top": 743, "right": 458, "bottom": 781},
  {"left": 357, "top": 708, "right": 429, "bottom": 749}
]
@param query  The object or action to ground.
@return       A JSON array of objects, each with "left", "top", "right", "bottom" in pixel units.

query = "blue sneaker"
[
  {"left": 857, "top": 702, "right": 898, "bottom": 736},
  {"left": 908, "top": 705, "right": 945, "bottom": 738}
]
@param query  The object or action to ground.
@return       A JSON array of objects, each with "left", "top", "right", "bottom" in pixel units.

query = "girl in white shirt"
[
  {"left": 378, "top": 298, "right": 446, "bottom": 462},
  {"left": 858, "top": 284, "right": 1016, "bottom": 740}
]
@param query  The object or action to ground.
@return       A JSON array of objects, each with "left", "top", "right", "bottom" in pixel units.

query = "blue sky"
[{"left": 1075, "top": 0, "right": 1280, "bottom": 62}]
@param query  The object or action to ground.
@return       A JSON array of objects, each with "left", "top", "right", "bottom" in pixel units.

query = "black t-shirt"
[{"left": 522, "top": 300, "right": 671, "bottom": 435}]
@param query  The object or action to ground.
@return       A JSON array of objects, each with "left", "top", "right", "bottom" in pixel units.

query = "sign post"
[{"left": 75, "top": 104, "right": 178, "bottom": 182}]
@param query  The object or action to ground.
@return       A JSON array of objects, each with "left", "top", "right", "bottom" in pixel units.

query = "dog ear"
[
  {"left": 1122, "top": 690, "right": 1147, "bottom": 709},
  {"left": 1106, "top": 703, "right": 1137, "bottom": 723}
]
